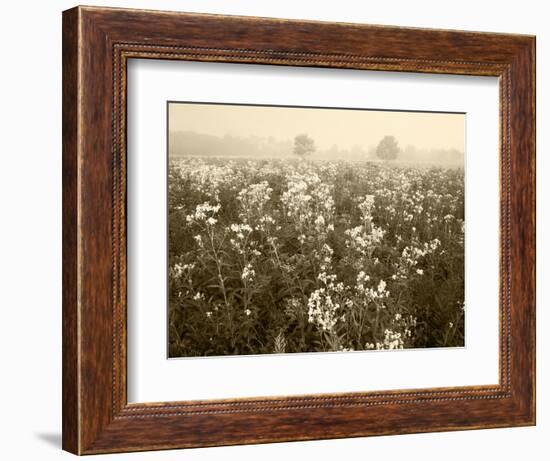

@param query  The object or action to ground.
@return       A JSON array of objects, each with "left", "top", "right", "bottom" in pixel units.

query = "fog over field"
[{"left": 168, "top": 102, "right": 465, "bottom": 166}]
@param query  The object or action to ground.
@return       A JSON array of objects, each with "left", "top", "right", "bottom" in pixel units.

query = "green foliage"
[{"left": 168, "top": 157, "right": 465, "bottom": 357}]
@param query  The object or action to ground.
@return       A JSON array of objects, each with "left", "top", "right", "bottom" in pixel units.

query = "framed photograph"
[{"left": 62, "top": 6, "right": 535, "bottom": 455}]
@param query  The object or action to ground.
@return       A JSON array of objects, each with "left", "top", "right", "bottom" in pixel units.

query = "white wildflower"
[{"left": 241, "top": 263, "right": 255, "bottom": 283}]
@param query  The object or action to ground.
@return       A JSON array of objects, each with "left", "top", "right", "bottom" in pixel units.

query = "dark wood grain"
[
  {"left": 62, "top": 5, "right": 536, "bottom": 455},
  {"left": 62, "top": 7, "right": 79, "bottom": 454}
]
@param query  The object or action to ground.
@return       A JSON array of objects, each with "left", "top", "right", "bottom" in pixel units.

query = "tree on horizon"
[
  {"left": 375, "top": 135, "right": 400, "bottom": 161},
  {"left": 293, "top": 134, "right": 316, "bottom": 157}
]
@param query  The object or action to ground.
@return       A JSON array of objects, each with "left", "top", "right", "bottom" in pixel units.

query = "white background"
[
  {"left": 0, "top": 0, "right": 546, "bottom": 460},
  {"left": 128, "top": 60, "right": 499, "bottom": 402}
]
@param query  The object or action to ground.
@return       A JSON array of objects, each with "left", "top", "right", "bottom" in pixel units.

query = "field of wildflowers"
[{"left": 168, "top": 157, "right": 465, "bottom": 357}]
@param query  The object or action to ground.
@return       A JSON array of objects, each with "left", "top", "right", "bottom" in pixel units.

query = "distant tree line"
[
  {"left": 170, "top": 131, "right": 293, "bottom": 158},
  {"left": 170, "top": 130, "right": 463, "bottom": 165}
]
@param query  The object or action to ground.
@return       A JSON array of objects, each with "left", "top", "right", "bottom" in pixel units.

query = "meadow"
[{"left": 168, "top": 157, "right": 465, "bottom": 357}]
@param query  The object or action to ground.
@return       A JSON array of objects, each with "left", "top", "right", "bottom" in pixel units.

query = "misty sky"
[{"left": 169, "top": 102, "right": 465, "bottom": 153}]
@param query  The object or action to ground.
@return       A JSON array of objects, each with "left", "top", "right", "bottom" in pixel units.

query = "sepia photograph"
[{"left": 167, "top": 101, "right": 465, "bottom": 358}]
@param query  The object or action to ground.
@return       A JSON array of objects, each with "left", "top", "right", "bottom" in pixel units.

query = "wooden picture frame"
[{"left": 62, "top": 5, "right": 536, "bottom": 455}]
